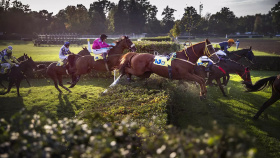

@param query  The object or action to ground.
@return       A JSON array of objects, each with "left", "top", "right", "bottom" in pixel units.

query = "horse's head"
[
  {"left": 78, "top": 47, "right": 91, "bottom": 56},
  {"left": 240, "top": 67, "right": 252, "bottom": 85},
  {"left": 205, "top": 39, "right": 220, "bottom": 63},
  {"left": 18, "top": 53, "right": 29, "bottom": 61},
  {"left": 246, "top": 46, "right": 255, "bottom": 64},
  {"left": 115, "top": 36, "right": 137, "bottom": 52}
]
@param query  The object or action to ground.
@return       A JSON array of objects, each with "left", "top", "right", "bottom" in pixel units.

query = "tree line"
[{"left": 0, "top": 0, "right": 279, "bottom": 36}]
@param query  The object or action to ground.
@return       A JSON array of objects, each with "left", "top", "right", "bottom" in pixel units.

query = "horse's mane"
[{"left": 114, "top": 36, "right": 129, "bottom": 46}]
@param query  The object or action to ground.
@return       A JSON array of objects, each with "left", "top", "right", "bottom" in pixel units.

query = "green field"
[{"left": 0, "top": 71, "right": 280, "bottom": 157}]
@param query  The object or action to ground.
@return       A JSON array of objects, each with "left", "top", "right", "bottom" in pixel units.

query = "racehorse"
[
  {"left": 194, "top": 59, "right": 252, "bottom": 96},
  {"left": 46, "top": 48, "right": 89, "bottom": 93},
  {"left": 226, "top": 46, "right": 255, "bottom": 63},
  {"left": 69, "top": 36, "right": 136, "bottom": 88},
  {"left": 0, "top": 56, "right": 37, "bottom": 96},
  {"left": 243, "top": 75, "right": 280, "bottom": 120},
  {"left": 119, "top": 39, "right": 219, "bottom": 99}
]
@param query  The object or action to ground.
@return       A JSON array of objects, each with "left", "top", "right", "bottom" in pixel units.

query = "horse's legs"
[
  {"left": 57, "top": 75, "right": 71, "bottom": 93},
  {"left": 15, "top": 80, "right": 21, "bottom": 97},
  {"left": 224, "top": 74, "right": 230, "bottom": 86},
  {"left": 69, "top": 75, "right": 81, "bottom": 88},
  {"left": 0, "top": 80, "right": 14, "bottom": 95},
  {"left": 49, "top": 74, "right": 62, "bottom": 93},
  {"left": 24, "top": 75, "right": 31, "bottom": 87},
  {"left": 0, "top": 80, "right": 6, "bottom": 89},
  {"left": 183, "top": 74, "right": 207, "bottom": 99},
  {"left": 216, "top": 78, "right": 227, "bottom": 97},
  {"left": 253, "top": 93, "right": 280, "bottom": 120}
]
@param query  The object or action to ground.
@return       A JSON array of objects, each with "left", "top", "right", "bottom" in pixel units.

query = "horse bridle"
[{"left": 237, "top": 68, "right": 251, "bottom": 82}]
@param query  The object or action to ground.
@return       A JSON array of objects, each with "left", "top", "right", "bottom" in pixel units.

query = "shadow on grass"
[
  {"left": 0, "top": 96, "right": 24, "bottom": 121},
  {"left": 56, "top": 93, "right": 75, "bottom": 119},
  {"left": 170, "top": 79, "right": 280, "bottom": 158}
]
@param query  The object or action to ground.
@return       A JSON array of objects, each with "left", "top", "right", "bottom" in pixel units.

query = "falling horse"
[
  {"left": 243, "top": 75, "right": 280, "bottom": 120},
  {"left": 69, "top": 36, "right": 137, "bottom": 88},
  {"left": 195, "top": 59, "right": 252, "bottom": 96},
  {"left": 46, "top": 48, "right": 90, "bottom": 93},
  {"left": 119, "top": 39, "right": 219, "bottom": 99},
  {"left": 226, "top": 46, "right": 255, "bottom": 63},
  {"left": 0, "top": 56, "right": 37, "bottom": 96}
]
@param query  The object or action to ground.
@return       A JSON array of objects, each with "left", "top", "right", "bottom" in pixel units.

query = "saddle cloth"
[
  {"left": 94, "top": 54, "right": 106, "bottom": 61},
  {"left": 56, "top": 60, "right": 64, "bottom": 66},
  {"left": 153, "top": 53, "right": 175, "bottom": 67}
]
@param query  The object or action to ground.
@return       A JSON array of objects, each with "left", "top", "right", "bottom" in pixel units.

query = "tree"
[
  {"left": 89, "top": 0, "right": 112, "bottom": 34},
  {"left": 169, "top": 20, "right": 181, "bottom": 41},
  {"left": 114, "top": 0, "right": 129, "bottom": 34},
  {"left": 180, "top": 5, "right": 201, "bottom": 38},
  {"left": 161, "top": 6, "right": 176, "bottom": 33},
  {"left": 271, "top": 1, "right": 280, "bottom": 33},
  {"left": 64, "top": 4, "right": 91, "bottom": 33},
  {"left": 208, "top": 7, "right": 236, "bottom": 35}
]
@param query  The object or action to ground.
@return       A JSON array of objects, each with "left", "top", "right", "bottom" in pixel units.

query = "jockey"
[
  {"left": 219, "top": 39, "right": 235, "bottom": 53},
  {"left": 0, "top": 46, "right": 13, "bottom": 58},
  {"left": 1, "top": 48, "right": 19, "bottom": 74},
  {"left": 214, "top": 39, "right": 235, "bottom": 58},
  {"left": 92, "top": 34, "right": 113, "bottom": 60},
  {"left": 59, "top": 41, "right": 72, "bottom": 65}
]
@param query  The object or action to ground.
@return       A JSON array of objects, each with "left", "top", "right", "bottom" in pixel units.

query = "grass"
[
  {"left": 0, "top": 40, "right": 89, "bottom": 62},
  {"left": 1, "top": 71, "right": 279, "bottom": 158}
]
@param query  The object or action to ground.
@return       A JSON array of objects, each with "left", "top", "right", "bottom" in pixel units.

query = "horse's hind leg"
[
  {"left": 0, "top": 80, "right": 14, "bottom": 95},
  {"left": 15, "top": 80, "right": 21, "bottom": 97},
  {"left": 0, "top": 80, "right": 6, "bottom": 89},
  {"left": 253, "top": 93, "right": 280, "bottom": 120},
  {"left": 216, "top": 78, "right": 227, "bottom": 97},
  {"left": 57, "top": 75, "right": 71, "bottom": 93},
  {"left": 49, "top": 74, "right": 62, "bottom": 93}
]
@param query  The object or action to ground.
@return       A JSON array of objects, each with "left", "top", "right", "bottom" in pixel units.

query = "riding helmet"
[
  {"left": 100, "top": 34, "right": 108, "bottom": 40},
  {"left": 64, "top": 41, "right": 70, "bottom": 47},
  {"left": 228, "top": 39, "right": 235, "bottom": 43}
]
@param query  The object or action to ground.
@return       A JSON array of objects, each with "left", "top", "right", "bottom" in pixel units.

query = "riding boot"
[{"left": 102, "top": 52, "right": 108, "bottom": 62}]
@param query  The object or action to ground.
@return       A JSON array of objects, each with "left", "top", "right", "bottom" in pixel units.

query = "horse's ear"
[
  {"left": 249, "top": 46, "right": 252, "bottom": 50},
  {"left": 246, "top": 67, "right": 250, "bottom": 71},
  {"left": 205, "top": 38, "right": 210, "bottom": 44}
]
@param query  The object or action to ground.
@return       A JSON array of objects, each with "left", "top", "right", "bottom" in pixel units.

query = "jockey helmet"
[
  {"left": 64, "top": 41, "right": 70, "bottom": 47},
  {"left": 6, "top": 49, "right": 12, "bottom": 54},
  {"left": 100, "top": 34, "right": 108, "bottom": 41},
  {"left": 228, "top": 39, "right": 235, "bottom": 43},
  {"left": 8, "top": 46, "right": 13, "bottom": 50}
]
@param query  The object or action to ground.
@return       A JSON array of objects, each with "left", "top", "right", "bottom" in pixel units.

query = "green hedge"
[
  {"left": 238, "top": 56, "right": 280, "bottom": 71},
  {"left": 140, "top": 36, "right": 171, "bottom": 42},
  {"left": 134, "top": 41, "right": 180, "bottom": 54},
  {"left": 0, "top": 109, "right": 256, "bottom": 158}
]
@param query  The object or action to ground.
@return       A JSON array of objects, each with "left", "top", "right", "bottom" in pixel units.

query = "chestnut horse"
[
  {"left": 119, "top": 39, "right": 219, "bottom": 99},
  {"left": 69, "top": 36, "right": 136, "bottom": 88},
  {"left": 46, "top": 48, "right": 90, "bottom": 93},
  {"left": 243, "top": 75, "right": 280, "bottom": 120}
]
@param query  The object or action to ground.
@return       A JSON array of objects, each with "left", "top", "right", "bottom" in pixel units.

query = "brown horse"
[
  {"left": 46, "top": 48, "right": 90, "bottom": 93},
  {"left": 195, "top": 59, "right": 252, "bottom": 97},
  {"left": 243, "top": 75, "right": 280, "bottom": 120},
  {"left": 119, "top": 39, "right": 219, "bottom": 99},
  {"left": 69, "top": 36, "right": 136, "bottom": 88},
  {"left": 0, "top": 56, "right": 37, "bottom": 96}
]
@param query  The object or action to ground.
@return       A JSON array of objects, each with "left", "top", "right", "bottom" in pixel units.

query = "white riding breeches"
[
  {"left": 1, "top": 63, "right": 11, "bottom": 69},
  {"left": 59, "top": 55, "right": 68, "bottom": 61},
  {"left": 215, "top": 50, "right": 227, "bottom": 56},
  {"left": 93, "top": 48, "right": 109, "bottom": 55}
]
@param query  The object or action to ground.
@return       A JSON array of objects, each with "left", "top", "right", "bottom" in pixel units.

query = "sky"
[{"left": 17, "top": 0, "right": 279, "bottom": 20}]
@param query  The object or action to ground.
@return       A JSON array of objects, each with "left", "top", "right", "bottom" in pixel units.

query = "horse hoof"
[{"left": 69, "top": 84, "right": 75, "bottom": 88}]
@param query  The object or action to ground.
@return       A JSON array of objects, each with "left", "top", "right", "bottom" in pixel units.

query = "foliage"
[
  {"left": 140, "top": 36, "right": 171, "bottom": 41},
  {"left": 134, "top": 41, "right": 180, "bottom": 54},
  {"left": 0, "top": 108, "right": 256, "bottom": 158},
  {"left": 169, "top": 21, "right": 181, "bottom": 38},
  {"left": 271, "top": 1, "right": 280, "bottom": 33}
]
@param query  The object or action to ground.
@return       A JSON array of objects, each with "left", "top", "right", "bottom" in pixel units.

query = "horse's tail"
[
  {"left": 244, "top": 76, "right": 277, "bottom": 92},
  {"left": 119, "top": 52, "right": 137, "bottom": 75}
]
